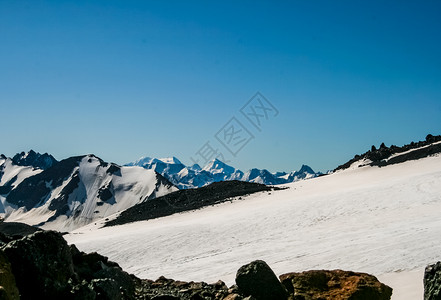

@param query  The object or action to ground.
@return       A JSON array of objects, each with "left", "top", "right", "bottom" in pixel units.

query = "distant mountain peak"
[
  {"left": 190, "top": 163, "right": 202, "bottom": 171},
  {"left": 158, "top": 157, "right": 182, "bottom": 165},
  {"left": 127, "top": 155, "right": 320, "bottom": 189},
  {"left": 298, "top": 165, "right": 315, "bottom": 174},
  {"left": 203, "top": 158, "right": 232, "bottom": 169}
]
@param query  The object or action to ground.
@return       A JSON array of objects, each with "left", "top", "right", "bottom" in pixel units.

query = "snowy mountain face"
[
  {"left": 0, "top": 150, "right": 58, "bottom": 197},
  {"left": 0, "top": 152, "right": 48, "bottom": 198},
  {"left": 0, "top": 154, "right": 177, "bottom": 231},
  {"left": 127, "top": 157, "right": 319, "bottom": 189}
]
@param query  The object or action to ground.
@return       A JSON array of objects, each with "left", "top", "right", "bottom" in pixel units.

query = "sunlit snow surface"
[{"left": 66, "top": 155, "right": 441, "bottom": 299}]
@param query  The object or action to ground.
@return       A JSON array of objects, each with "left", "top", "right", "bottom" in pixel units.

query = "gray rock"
[{"left": 235, "top": 260, "right": 287, "bottom": 300}]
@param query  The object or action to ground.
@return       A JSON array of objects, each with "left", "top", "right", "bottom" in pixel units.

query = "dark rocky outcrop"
[
  {"left": 335, "top": 134, "right": 441, "bottom": 171},
  {"left": 0, "top": 221, "right": 41, "bottom": 240},
  {"left": 106, "top": 181, "right": 281, "bottom": 227},
  {"left": 424, "top": 262, "right": 441, "bottom": 300},
  {"left": 1, "top": 231, "right": 76, "bottom": 299},
  {"left": 0, "top": 230, "right": 137, "bottom": 300},
  {"left": 280, "top": 269, "right": 392, "bottom": 300},
  {"left": 236, "top": 260, "right": 288, "bottom": 300}
]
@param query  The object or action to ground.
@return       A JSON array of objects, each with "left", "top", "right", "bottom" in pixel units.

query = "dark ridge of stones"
[
  {"left": 375, "top": 142, "right": 441, "bottom": 167},
  {"left": 105, "top": 181, "right": 281, "bottom": 227},
  {"left": 134, "top": 277, "right": 231, "bottom": 300},
  {"left": 335, "top": 134, "right": 441, "bottom": 171},
  {"left": 0, "top": 222, "right": 41, "bottom": 240},
  {"left": 424, "top": 261, "right": 441, "bottom": 300}
]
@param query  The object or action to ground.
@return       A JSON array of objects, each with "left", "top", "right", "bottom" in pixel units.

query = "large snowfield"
[{"left": 66, "top": 154, "right": 441, "bottom": 300}]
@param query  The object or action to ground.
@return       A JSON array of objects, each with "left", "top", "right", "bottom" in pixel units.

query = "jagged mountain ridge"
[
  {"left": 11, "top": 150, "right": 57, "bottom": 170},
  {"left": 127, "top": 157, "right": 320, "bottom": 189},
  {"left": 335, "top": 134, "right": 441, "bottom": 171},
  {"left": 0, "top": 152, "right": 177, "bottom": 231}
]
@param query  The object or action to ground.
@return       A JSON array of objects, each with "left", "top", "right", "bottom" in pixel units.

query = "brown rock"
[{"left": 279, "top": 270, "right": 392, "bottom": 300}]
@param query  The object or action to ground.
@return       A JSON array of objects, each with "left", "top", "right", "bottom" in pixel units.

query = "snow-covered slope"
[
  {"left": 66, "top": 153, "right": 441, "bottom": 300},
  {"left": 2, "top": 155, "right": 177, "bottom": 231},
  {"left": 0, "top": 158, "right": 42, "bottom": 195},
  {"left": 0, "top": 151, "right": 56, "bottom": 212},
  {"left": 127, "top": 156, "right": 319, "bottom": 189}
]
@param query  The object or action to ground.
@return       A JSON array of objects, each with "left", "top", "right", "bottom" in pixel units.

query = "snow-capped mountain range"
[
  {"left": 0, "top": 150, "right": 317, "bottom": 231},
  {"left": 0, "top": 152, "right": 177, "bottom": 231},
  {"left": 126, "top": 157, "right": 319, "bottom": 189},
  {"left": 3, "top": 135, "right": 439, "bottom": 233}
]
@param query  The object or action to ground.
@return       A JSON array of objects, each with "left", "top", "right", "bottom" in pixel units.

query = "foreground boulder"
[
  {"left": 0, "top": 230, "right": 136, "bottom": 300},
  {"left": 236, "top": 260, "right": 288, "bottom": 300},
  {"left": 2, "top": 230, "right": 75, "bottom": 299},
  {"left": 424, "top": 262, "right": 441, "bottom": 300},
  {"left": 280, "top": 269, "right": 392, "bottom": 300},
  {"left": 0, "top": 251, "right": 19, "bottom": 300}
]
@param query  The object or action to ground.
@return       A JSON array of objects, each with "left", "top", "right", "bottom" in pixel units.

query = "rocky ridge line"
[{"left": 335, "top": 134, "right": 441, "bottom": 171}]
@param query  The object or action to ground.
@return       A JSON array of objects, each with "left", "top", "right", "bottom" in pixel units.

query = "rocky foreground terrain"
[{"left": 0, "top": 223, "right": 400, "bottom": 300}]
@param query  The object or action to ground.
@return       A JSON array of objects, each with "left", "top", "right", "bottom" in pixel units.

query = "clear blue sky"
[{"left": 1, "top": 1, "right": 441, "bottom": 172}]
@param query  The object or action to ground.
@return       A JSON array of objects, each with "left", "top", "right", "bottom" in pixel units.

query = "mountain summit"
[{"left": 11, "top": 150, "right": 57, "bottom": 170}]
